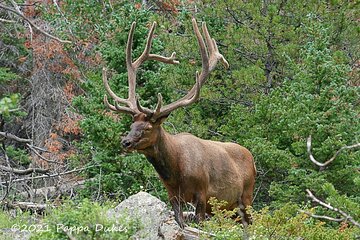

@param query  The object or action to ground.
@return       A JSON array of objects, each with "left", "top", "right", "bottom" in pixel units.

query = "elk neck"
[{"left": 140, "top": 126, "right": 180, "bottom": 181}]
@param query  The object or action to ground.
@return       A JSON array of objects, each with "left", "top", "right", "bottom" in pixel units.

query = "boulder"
[
  {"left": 108, "top": 191, "right": 204, "bottom": 239},
  {"left": 107, "top": 191, "right": 182, "bottom": 239}
]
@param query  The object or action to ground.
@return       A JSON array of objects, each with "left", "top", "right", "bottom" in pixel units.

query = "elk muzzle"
[
  {"left": 121, "top": 138, "right": 131, "bottom": 147},
  {"left": 121, "top": 137, "right": 135, "bottom": 151}
]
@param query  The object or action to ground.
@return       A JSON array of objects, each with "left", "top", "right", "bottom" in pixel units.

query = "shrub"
[
  {"left": 198, "top": 199, "right": 359, "bottom": 240},
  {"left": 31, "top": 199, "right": 141, "bottom": 240}
]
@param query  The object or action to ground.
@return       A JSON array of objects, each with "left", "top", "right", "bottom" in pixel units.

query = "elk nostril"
[{"left": 121, "top": 139, "right": 131, "bottom": 148}]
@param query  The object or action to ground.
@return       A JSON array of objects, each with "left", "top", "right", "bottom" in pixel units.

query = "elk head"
[
  {"left": 102, "top": 19, "right": 229, "bottom": 151},
  {"left": 120, "top": 112, "right": 165, "bottom": 151}
]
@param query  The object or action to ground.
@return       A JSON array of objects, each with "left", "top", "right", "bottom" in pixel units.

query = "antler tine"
[
  {"left": 149, "top": 52, "right": 179, "bottom": 64},
  {"left": 131, "top": 22, "right": 180, "bottom": 115},
  {"left": 202, "top": 22, "right": 215, "bottom": 55},
  {"left": 154, "top": 93, "right": 163, "bottom": 116},
  {"left": 103, "top": 67, "right": 138, "bottom": 115},
  {"left": 103, "top": 95, "right": 137, "bottom": 115},
  {"left": 103, "top": 67, "right": 136, "bottom": 114},
  {"left": 103, "top": 22, "right": 145, "bottom": 115},
  {"left": 102, "top": 67, "right": 128, "bottom": 105},
  {"left": 133, "top": 22, "right": 157, "bottom": 68},
  {"left": 135, "top": 95, "right": 153, "bottom": 116},
  {"left": 103, "top": 95, "right": 117, "bottom": 111},
  {"left": 193, "top": 19, "right": 210, "bottom": 87},
  {"left": 186, "top": 71, "right": 201, "bottom": 104},
  {"left": 151, "top": 70, "right": 201, "bottom": 120},
  {"left": 135, "top": 22, "right": 180, "bottom": 66},
  {"left": 202, "top": 22, "right": 229, "bottom": 70},
  {"left": 126, "top": 22, "right": 137, "bottom": 107},
  {"left": 126, "top": 22, "right": 136, "bottom": 69},
  {"left": 153, "top": 19, "right": 208, "bottom": 117},
  {"left": 214, "top": 38, "right": 229, "bottom": 69}
]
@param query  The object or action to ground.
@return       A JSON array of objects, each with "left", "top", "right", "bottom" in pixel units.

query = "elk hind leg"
[
  {"left": 194, "top": 193, "right": 207, "bottom": 222},
  {"left": 239, "top": 191, "right": 253, "bottom": 226},
  {"left": 237, "top": 200, "right": 248, "bottom": 227}
]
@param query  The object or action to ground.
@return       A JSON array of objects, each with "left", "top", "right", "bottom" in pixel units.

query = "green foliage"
[
  {"left": 0, "top": 94, "right": 19, "bottom": 115},
  {"left": 30, "top": 198, "right": 140, "bottom": 240},
  {"left": 199, "top": 200, "right": 359, "bottom": 239},
  {"left": 0, "top": 210, "right": 38, "bottom": 240},
  {"left": 248, "top": 204, "right": 359, "bottom": 240},
  {"left": 221, "top": 15, "right": 360, "bottom": 214},
  {"left": 0, "top": 67, "right": 19, "bottom": 83},
  {"left": 0, "top": 209, "right": 34, "bottom": 229},
  {"left": 5, "top": 146, "right": 31, "bottom": 166},
  {"left": 0, "top": 67, "right": 20, "bottom": 115},
  {"left": 317, "top": 183, "right": 360, "bottom": 227},
  {"left": 200, "top": 197, "right": 244, "bottom": 239}
]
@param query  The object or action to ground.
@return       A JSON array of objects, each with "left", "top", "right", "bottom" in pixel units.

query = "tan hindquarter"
[{"left": 175, "top": 133, "right": 256, "bottom": 210}]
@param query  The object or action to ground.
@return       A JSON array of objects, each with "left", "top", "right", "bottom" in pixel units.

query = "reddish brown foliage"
[
  {"left": 134, "top": 3, "right": 142, "bottom": 9},
  {"left": 339, "top": 222, "right": 349, "bottom": 232},
  {"left": 55, "top": 113, "right": 82, "bottom": 136},
  {"left": 23, "top": 0, "right": 42, "bottom": 18},
  {"left": 41, "top": 132, "right": 77, "bottom": 164}
]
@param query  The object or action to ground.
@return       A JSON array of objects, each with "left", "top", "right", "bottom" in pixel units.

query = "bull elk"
[{"left": 102, "top": 18, "right": 256, "bottom": 228}]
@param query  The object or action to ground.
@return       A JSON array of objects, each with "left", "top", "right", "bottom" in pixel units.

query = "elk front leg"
[{"left": 170, "top": 196, "right": 185, "bottom": 228}]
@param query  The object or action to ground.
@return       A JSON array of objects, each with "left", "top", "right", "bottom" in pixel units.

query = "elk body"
[{"left": 103, "top": 19, "right": 256, "bottom": 228}]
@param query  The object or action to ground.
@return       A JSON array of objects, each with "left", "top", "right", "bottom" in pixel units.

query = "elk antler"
[
  {"left": 103, "top": 19, "right": 228, "bottom": 120},
  {"left": 103, "top": 21, "right": 179, "bottom": 115}
]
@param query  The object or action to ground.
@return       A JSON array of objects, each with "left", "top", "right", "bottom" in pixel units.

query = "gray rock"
[
  {"left": 0, "top": 228, "right": 31, "bottom": 240},
  {"left": 107, "top": 191, "right": 183, "bottom": 239}
]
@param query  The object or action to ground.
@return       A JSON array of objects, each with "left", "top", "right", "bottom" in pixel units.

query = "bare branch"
[
  {"left": 306, "top": 189, "right": 360, "bottom": 228},
  {"left": 183, "top": 226, "right": 216, "bottom": 238},
  {"left": 0, "top": 3, "right": 71, "bottom": 44},
  {"left": 0, "top": 18, "right": 15, "bottom": 23},
  {"left": 300, "top": 210, "right": 345, "bottom": 222},
  {"left": 26, "top": 143, "right": 58, "bottom": 164},
  {"left": 52, "top": 0, "right": 74, "bottom": 36},
  {"left": 0, "top": 131, "right": 57, "bottom": 163},
  {"left": 0, "top": 131, "right": 32, "bottom": 143},
  {"left": 18, "top": 179, "right": 89, "bottom": 200},
  {"left": 1, "top": 201, "right": 51, "bottom": 211},
  {"left": 307, "top": 135, "right": 360, "bottom": 171},
  {"left": 0, "top": 165, "right": 49, "bottom": 175},
  {"left": 1, "top": 165, "right": 99, "bottom": 185}
]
